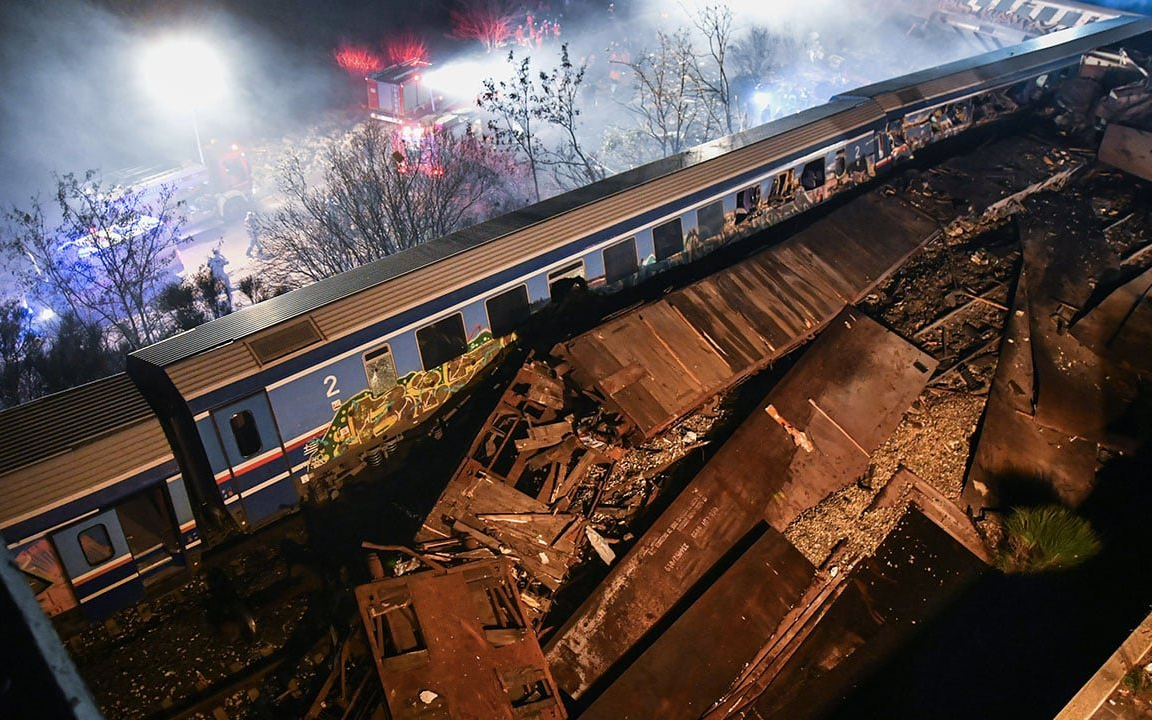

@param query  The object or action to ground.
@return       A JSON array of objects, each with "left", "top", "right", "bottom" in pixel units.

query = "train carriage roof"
[
  {"left": 129, "top": 97, "right": 877, "bottom": 374},
  {"left": 0, "top": 374, "right": 153, "bottom": 477},
  {"left": 0, "top": 374, "right": 173, "bottom": 538},
  {"left": 836, "top": 16, "right": 1152, "bottom": 113}
]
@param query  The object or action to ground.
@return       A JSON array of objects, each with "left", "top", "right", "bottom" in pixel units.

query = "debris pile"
[{"left": 411, "top": 360, "right": 723, "bottom": 627}]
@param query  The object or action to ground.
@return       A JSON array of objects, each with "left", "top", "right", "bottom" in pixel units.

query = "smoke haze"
[{"left": 0, "top": 0, "right": 345, "bottom": 211}]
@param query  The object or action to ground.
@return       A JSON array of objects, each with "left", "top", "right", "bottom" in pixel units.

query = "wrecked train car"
[
  {"left": 545, "top": 309, "right": 939, "bottom": 700},
  {"left": 4, "top": 17, "right": 1152, "bottom": 626}
]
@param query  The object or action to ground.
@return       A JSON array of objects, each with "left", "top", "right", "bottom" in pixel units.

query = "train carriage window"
[
  {"left": 769, "top": 169, "right": 796, "bottom": 203},
  {"left": 230, "top": 411, "right": 263, "bottom": 458},
  {"left": 486, "top": 285, "right": 530, "bottom": 338},
  {"left": 736, "top": 185, "right": 761, "bottom": 223},
  {"left": 547, "top": 261, "right": 585, "bottom": 299},
  {"left": 800, "top": 158, "right": 825, "bottom": 190},
  {"left": 364, "top": 344, "right": 398, "bottom": 395},
  {"left": 78, "top": 525, "right": 115, "bottom": 566},
  {"left": 416, "top": 313, "right": 468, "bottom": 370},
  {"left": 833, "top": 149, "right": 847, "bottom": 177},
  {"left": 603, "top": 237, "right": 638, "bottom": 285},
  {"left": 696, "top": 201, "right": 724, "bottom": 241},
  {"left": 653, "top": 218, "right": 684, "bottom": 261}
]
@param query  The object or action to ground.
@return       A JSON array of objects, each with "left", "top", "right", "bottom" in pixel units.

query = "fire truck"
[{"left": 112, "top": 140, "right": 253, "bottom": 235}]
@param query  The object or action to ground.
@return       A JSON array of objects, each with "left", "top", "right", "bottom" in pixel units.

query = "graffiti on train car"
[
  {"left": 14, "top": 539, "right": 78, "bottom": 616},
  {"left": 305, "top": 330, "right": 513, "bottom": 472}
]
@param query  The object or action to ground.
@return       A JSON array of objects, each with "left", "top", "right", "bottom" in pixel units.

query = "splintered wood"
[
  {"left": 414, "top": 362, "right": 618, "bottom": 625},
  {"left": 413, "top": 361, "right": 723, "bottom": 626}
]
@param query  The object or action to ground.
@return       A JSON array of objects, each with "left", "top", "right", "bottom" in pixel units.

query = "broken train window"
[
  {"left": 364, "top": 344, "right": 398, "bottom": 396},
  {"left": 736, "top": 184, "right": 761, "bottom": 223},
  {"left": 800, "top": 158, "right": 825, "bottom": 190},
  {"left": 547, "top": 260, "right": 586, "bottom": 301},
  {"left": 769, "top": 168, "right": 797, "bottom": 203}
]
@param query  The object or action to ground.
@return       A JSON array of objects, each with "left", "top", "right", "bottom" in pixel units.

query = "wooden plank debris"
[{"left": 414, "top": 362, "right": 624, "bottom": 625}]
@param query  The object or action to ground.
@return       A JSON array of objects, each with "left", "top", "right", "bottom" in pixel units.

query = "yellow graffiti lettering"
[{"left": 307, "top": 332, "right": 512, "bottom": 473}]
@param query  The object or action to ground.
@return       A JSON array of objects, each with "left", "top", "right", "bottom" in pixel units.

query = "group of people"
[{"left": 202, "top": 211, "right": 267, "bottom": 309}]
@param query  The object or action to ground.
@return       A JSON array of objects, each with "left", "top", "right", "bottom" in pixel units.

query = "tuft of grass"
[
  {"left": 1123, "top": 667, "right": 1151, "bottom": 693},
  {"left": 996, "top": 505, "right": 1102, "bottom": 574}
]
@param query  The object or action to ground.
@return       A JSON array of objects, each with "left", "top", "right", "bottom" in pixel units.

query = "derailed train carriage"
[{"left": 4, "top": 16, "right": 1151, "bottom": 623}]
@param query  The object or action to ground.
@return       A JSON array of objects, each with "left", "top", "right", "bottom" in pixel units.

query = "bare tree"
[
  {"left": 731, "top": 25, "right": 802, "bottom": 81},
  {"left": 483, "top": 45, "right": 604, "bottom": 195},
  {"left": 0, "top": 300, "right": 41, "bottom": 408},
  {"left": 30, "top": 311, "right": 123, "bottom": 396},
  {"left": 692, "top": 5, "right": 737, "bottom": 134},
  {"left": 3, "top": 171, "right": 187, "bottom": 350},
  {"left": 535, "top": 44, "right": 607, "bottom": 189},
  {"left": 450, "top": 0, "right": 518, "bottom": 52},
  {"left": 481, "top": 50, "right": 547, "bottom": 202},
  {"left": 614, "top": 29, "right": 716, "bottom": 161},
  {"left": 258, "top": 122, "right": 515, "bottom": 285}
]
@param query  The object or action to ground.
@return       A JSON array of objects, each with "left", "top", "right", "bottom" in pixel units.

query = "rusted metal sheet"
[
  {"left": 1018, "top": 194, "right": 1142, "bottom": 447},
  {"left": 1099, "top": 123, "right": 1152, "bottom": 182},
  {"left": 580, "top": 525, "right": 814, "bottom": 720},
  {"left": 704, "top": 470, "right": 989, "bottom": 719},
  {"left": 963, "top": 268, "right": 1099, "bottom": 513},
  {"left": 964, "top": 192, "right": 1152, "bottom": 513},
  {"left": 355, "top": 558, "right": 566, "bottom": 720},
  {"left": 556, "top": 192, "right": 938, "bottom": 439},
  {"left": 739, "top": 507, "right": 985, "bottom": 720},
  {"left": 544, "top": 309, "right": 937, "bottom": 700},
  {"left": 1071, "top": 264, "right": 1152, "bottom": 374}
]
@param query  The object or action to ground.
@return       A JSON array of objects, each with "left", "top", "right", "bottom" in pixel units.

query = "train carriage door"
[
  {"left": 51, "top": 510, "right": 143, "bottom": 620},
  {"left": 116, "top": 487, "right": 184, "bottom": 586},
  {"left": 210, "top": 392, "right": 298, "bottom": 529}
]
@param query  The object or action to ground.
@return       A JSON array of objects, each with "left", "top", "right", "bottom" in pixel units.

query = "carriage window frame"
[
  {"left": 485, "top": 284, "right": 531, "bottom": 338},
  {"left": 363, "top": 343, "right": 398, "bottom": 395},
  {"left": 416, "top": 313, "right": 469, "bottom": 371},
  {"left": 800, "top": 158, "right": 825, "bottom": 190},
  {"left": 603, "top": 237, "right": 639, "bottom": 285},
  {"left": 770, "top": 169, "right": 796, "bottom": 202},
  {"left": 78, "top": 524, "right": 115, "bottom": 567},
  {"left": 652, "top": 218, "right": 684, "bottom": 261},
  {"left": 696, "top": 201, "right": 724, "bottom": 241},
  {"left": 230, "top": 410, "right": 263, "bottom": 459}
]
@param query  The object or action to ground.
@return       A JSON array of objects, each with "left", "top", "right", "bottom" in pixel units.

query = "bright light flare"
[
  {"left": 140, "top": 36, "right": 227, "bottom": 108},
  {"left": 753, "top": 91, "right": 771, "bottom": 110},
  {"left": 421, "top": 57, "right": 507, "bottom": 101}
]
